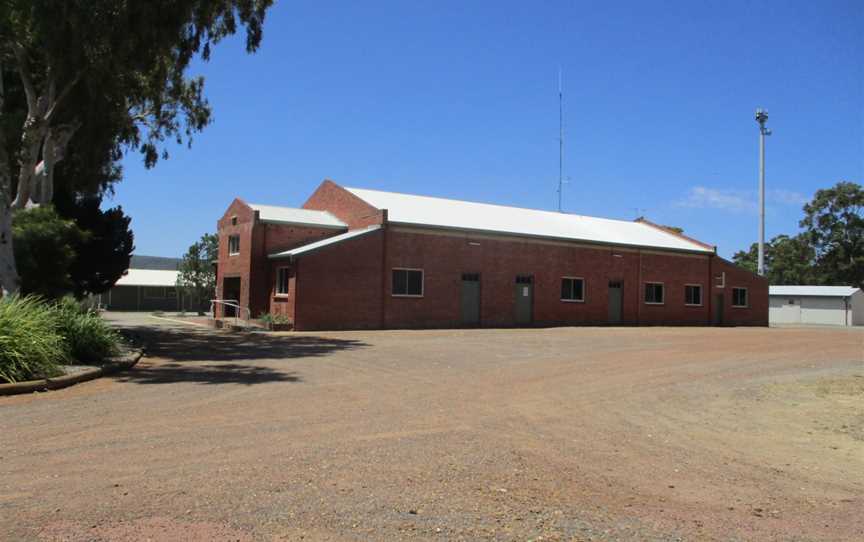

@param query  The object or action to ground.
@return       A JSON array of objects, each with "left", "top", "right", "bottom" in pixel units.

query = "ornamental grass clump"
[
  {"left": 0, "top": 295, "right": 66, "bottom": 383},
  {"left": 53, "top": 297, "right": 122, "bottom": 363}
]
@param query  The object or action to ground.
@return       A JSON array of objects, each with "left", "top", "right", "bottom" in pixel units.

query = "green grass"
[
  {"left": 0, "top": 295, "right": 124, "bottom": 384},
  {"left": 0, "top": 295, "right": 66, "bottom": 383},
  {"left": 54, "top": 297, "right": 122, "bottom": 362}
]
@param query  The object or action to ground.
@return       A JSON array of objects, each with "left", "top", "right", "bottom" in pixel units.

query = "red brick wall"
[
  {"left": 216, "top": 198, "right": 348, "bottom": 318},
  {"left": 292, "top": 229, "right": 385, "bottom": 330},
  {"left": 302, "top": 180, "right": 386, "bottom": 229},
  {"left": 379, "top": 228, "right": 731, "bottom": 329},
  {"left": 216, "top": 199, "right": 256, "bottom": 317},
  {"left": 710, "top": 257, "right": 769, "bottom": 326}
]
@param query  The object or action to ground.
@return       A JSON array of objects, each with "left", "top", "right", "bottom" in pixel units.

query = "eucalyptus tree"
[{"left": 0, "top": 0, "right": 272, "bottom": 295}]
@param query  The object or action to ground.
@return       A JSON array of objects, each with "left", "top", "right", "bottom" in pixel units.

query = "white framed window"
[
  {"left": 392, "top": 268, "right": 423, "bottom": 297},
  {"left": 644, "top": 282, "right": 664, "bottom": 305},
  {"left": 560, "top": 277, "right": 585, "bottom": 302},
  {"left": 228, "top": 235, "right": 240, "bottom": 255},
  {"left": 275, "top": 267, "right": 290, "bottom": 296},
  {"left": 715, "top": 272, "right": 726, "bottom": 289},
  {"left": 685, "top": 284, "right": 702, "bottom": 306},
  {"left": 732, "top": 287, "right": 748, "bottom": 308}
]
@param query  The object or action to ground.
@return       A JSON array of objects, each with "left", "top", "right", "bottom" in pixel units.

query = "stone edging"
[{"left": 0, "top": 349, "right": 143, "bottom": 396}]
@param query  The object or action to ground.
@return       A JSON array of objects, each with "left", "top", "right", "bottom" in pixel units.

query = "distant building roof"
[
  {"left": 769, "top": 285, "right": 860, "bottom": 297},
  {"left": 269, "top": 226, "right": 382, "bottom": 259},
  {"left": 115, "top": 269, "right": 179, "bottom": 287},
  {"left": 130, "top": 255, "right": 181, "bottom": 270},
  {"left": 248, "top": 203, "right": 346, "bottom": 229},
  {"left": 345, "top": 187, "right": 713, "bottom": 254}
]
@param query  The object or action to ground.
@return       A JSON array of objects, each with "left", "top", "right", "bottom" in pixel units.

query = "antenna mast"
[{"left": 557, "top": 67, "right": 564, "bottom": 212}]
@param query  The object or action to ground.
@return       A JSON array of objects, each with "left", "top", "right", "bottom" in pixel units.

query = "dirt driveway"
[{"left": 2, "top": 314, "right": 863, "bottom": 541}]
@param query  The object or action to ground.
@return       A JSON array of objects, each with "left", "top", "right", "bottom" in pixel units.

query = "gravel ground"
[{"left": 1, "top": 313, "right": 862, "bottom": 541}]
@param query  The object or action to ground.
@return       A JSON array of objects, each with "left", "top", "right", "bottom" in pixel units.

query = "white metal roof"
[
  {"left": 769, "top": 285, "right": 861, "bottom": 297},
  {"left": 269, "top": 226, "right": 382, "bottom": 259},
  {"left": 248, "top": 203, "right": 346, "bottom": 229},
  {"left": 345, "top": 187, "right": 713, "bottom": 253},
  {"left": 115, "top": 269, "right": 178, "bottom": 287}
]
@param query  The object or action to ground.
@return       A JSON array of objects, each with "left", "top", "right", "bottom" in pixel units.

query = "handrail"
[{"left": 209, "top": 299, "right": 251, "bottom": 329}]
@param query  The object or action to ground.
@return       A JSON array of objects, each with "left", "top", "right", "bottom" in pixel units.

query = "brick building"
[{"left": 215, "top": 180, "right": 767, "bottom": 330}]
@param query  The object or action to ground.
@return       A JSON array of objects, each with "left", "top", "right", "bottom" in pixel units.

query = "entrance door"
[
  {"left": 608, "top": 280, "right": 623, "bottom": 323},
  {"left": 460, "top": 273, "right": 481, "bottom": 326},
  {"left": 514, "top": 275, "right": 533, "bottom": 325},
  {"left": 222, "top": 276, "right": 241, "bottom": 317},
  {"left": 714, "top": 294, "right": 724, "bottom": 325}
]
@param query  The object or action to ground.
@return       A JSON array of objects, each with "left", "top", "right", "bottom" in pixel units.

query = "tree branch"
[
  {"left": 11, "top": 42, "right": 38, "bottom": 115},
  {"left": 44, "top": 70, "right": 84, "bottom": 122}
]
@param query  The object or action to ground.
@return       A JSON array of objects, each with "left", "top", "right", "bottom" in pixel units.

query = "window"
[
  {"left": 732, "top": 287, "right": 748, "bottom": 307},
  {"left": 462, "top": 273, "right": 480, "bottom": 282},
  {"left": 165, "top": 287, "right": 177, "bottom": 299},
  {"left": 230, "top": 215, "right": 238, "bottom": 226},
  {"left": 392, "top": 268, "right": 423, "bottom": 296},
  {"left": 276, "top": 268, "right": 290, "bottom": 296},
  {"left": 515, "top": 275, "right": 533, "bottom": 284},
  {"left": 685, "top": 284, "right": 702, "bottom": 306},
  {"left": 715, "top": 272, "right": 726, "bottom": 289},
  {"left": 228, "top": 235, "right": 240, "bottom": 255},
  {"left": 644, "top": 282, "right": 664, "bottom": 304},
  {"left": 787, "top": 299, "right": 796, "bottom": 305},
  {"left": 561, "top": 277, "right": 585, "bottom": 302}
]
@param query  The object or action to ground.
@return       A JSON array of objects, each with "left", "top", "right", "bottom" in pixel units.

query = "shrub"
[
  {"left": 258, "top": 312, "right": 290, "bottom": 325},
  {"left": 54, "top": 297, "right": 122, "bottom": 363},
  {"left": 0, "top": 296, "right": 66, "bottom": 383}
]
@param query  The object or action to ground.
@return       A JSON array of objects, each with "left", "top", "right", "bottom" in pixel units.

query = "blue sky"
[{"left": 111, "top": 0, "right": 863, "bottom": 259}]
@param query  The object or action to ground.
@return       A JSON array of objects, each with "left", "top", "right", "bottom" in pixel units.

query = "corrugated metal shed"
[
  {"left": 115, "top": 269, "right": 179, "bottom": 287},
  {"left": 248, "top": 203, "right": 346, "bottom": 229},
  {"left": 269, "top": 226, "right": 382, "bottom": 259},
  {"left": 769, "top": 286, "right": 860, "bottom": 297},
  {"left": 345, "top": 187, "right": 713, "bottom": 253}
]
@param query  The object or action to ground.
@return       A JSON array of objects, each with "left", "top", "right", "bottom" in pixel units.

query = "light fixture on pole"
[{"left": 755, "top": 108, "right": 771, "bottom": 276}]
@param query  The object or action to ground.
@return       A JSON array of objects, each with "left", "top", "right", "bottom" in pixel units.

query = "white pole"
[
  {"left": 758, "top": 127, "right": 765, "bottom": 275},
  {"left": 755, "top": 108, "right": 771, "bottom": 277}
]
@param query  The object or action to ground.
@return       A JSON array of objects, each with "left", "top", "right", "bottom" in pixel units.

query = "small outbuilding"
[
  {"left": 769, "top": 285, "right": 864, "bottom": 326},
  {"left": 101, "top": 268, "right": 183, "bottom": 311}
]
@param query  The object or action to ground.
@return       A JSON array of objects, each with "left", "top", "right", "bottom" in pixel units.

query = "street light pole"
[{"left": 755, "top": 108, "right": 771, "bottom": 276}]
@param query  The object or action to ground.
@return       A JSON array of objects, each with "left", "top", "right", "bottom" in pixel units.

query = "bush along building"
[{"left": 215, "top": 180, "right": 768, "bottom": 330}]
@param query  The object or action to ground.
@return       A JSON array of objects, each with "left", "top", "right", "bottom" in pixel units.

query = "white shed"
[{"left": 769, "top": 286, "right": 864, "bottom": 326}]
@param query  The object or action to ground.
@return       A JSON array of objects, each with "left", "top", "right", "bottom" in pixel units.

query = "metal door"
[
  {"left": 460, "top": 273, "right": 481, "bottom": 326},
  {"left": 714, "top": 294, "right": 724, "bottom": 324},
  {"left": 608, "top": 280, "right": 623, "bottom": 323},
  {"left": 514, "top": 275, "right": 533, "bottom": 325}
]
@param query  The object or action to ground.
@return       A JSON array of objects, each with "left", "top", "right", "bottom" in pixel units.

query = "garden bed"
[{"left": 0, "top": 348, "right": 142, "bottom": 396}]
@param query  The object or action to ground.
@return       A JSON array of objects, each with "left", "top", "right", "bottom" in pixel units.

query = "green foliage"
[
  {"left": 733, "top": 234, "right": 819, "bottom": 285},
  {"left": 0, "top": 295, "right": 123, "bottom": 383},
  {"left": 258, "top": 312, "right": 291, "bottom": 325},
  {"left": 733, "top": 181, "right": 863, "bottom": 287},
  {"left": 54, "top": 296, "right": 121, "bottom": 362},
  {"left": 54, "top": 187, "right": 135, "bottom": 296},
  {"left": 0, "top": 295, "right": 66, "bottom": 383},
  {"left": 800, "top": 181, "right": 864, "bottom": 287},
  {"left": 177, "top": 233, "right": 218, "bottom": 314},
  {"left": 12, "top": 206, "right": 86, "bottom": 299}
]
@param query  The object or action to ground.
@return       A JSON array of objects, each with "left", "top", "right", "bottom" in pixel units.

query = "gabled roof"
[
  {"left": 115, "top": 269, "right": 178, "bottom": 287},
  {"left": 345, "top": 187, "right": 714, "bottom": 254},
  {"left": 769, "top": 285, "right": 860, "bottom": 297},
  {"left": 269, "top": 226, "right": 382, "bottom": 260},
  {"left": 248, "top": 203, "right": 346, "bottom": 229}
]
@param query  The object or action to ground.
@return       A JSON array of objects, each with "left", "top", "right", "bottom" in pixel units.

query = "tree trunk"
[{"left": 0, "top": 202, "right": 20, "bottom": 296}]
